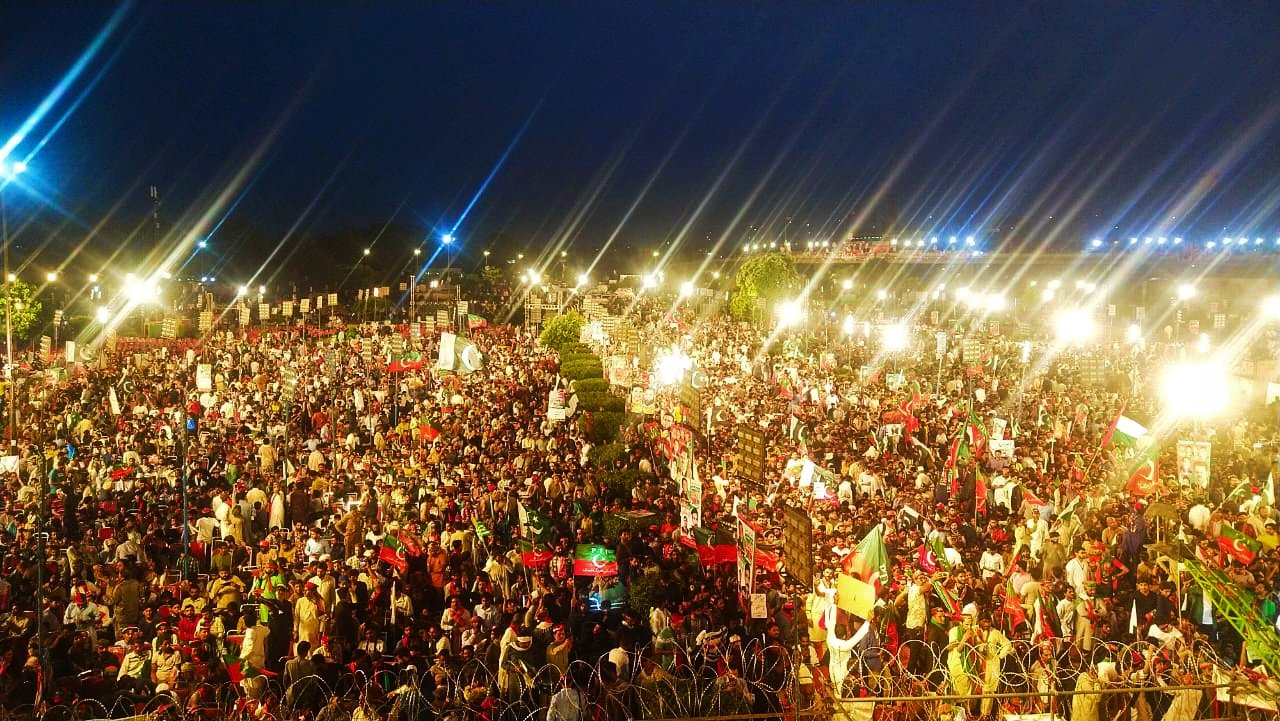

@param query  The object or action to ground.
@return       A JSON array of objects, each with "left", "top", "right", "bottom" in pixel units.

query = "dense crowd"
[{"left": 0, "top": 295, "right": 1275, "bottom": 721}]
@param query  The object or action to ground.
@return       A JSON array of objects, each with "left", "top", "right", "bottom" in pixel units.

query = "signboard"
[
  {"left": 299, "top": 298, "right": 310, "bottom": 314},
  {"left": 735, "top": 424, "right": 768, "bottom": 485},
  {"left": 436, "top": 310, "right": 450, "bottom": 328},
  {"left": 258, "top": 303, "right": 270, "bottom": 320},
  {"left": 935, "top": 332, "right": 948, "bottom": 359},
  {"left": 326, "top": 292, "right": 338, "bottom": 307},
  {"left": 198, "top": 310, "right": 213, "bottom": 333},
  {"left": 782, "top": 505, "right": 814, "bottom": 586},
  {"left": 282, "top": 301, "right": 294, "bottom": 318},
  {"left": 239, "top": 306, "right": 250, "bottom": 327},
  {"left": 962, "top": 337, "right": 983, "bottom": 364},
  {"left": 1176, "top": 439, "right": 1211, "bottom": 489},
  {"left": 989, "top": 438, "right": 1015, "bottom": 458}
]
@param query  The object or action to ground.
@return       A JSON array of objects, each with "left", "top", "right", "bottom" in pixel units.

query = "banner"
[
  {"left": 989, "top": 438, "right": 1015, "bottom": 458},
  {"left": 1176, "top": 439, "right": 1211, "bottom": 489},
  {"left": 437, "top": 332, "right": 457, "bottom": 370},
  {"left": 738, "top": 516, "right": 758, "bottom": 597}
]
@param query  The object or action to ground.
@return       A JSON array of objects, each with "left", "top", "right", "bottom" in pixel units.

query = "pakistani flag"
[
  {"left": 1103, "top": 414, "right": 1148, "bottom": 448},
  {"left": 573, "top": 544, "right": 618, "bottom": 576},
  {"left": 1125, "top": 442, "right": 1161, "bottom": 497},
  {"left": 379, "top": 535, "right": 408, "bottom": 574},
  {"left": 472, "top": 517, "right": 492, "bottom": 539},
  {"left": 1217, "top": 524, "right": 1261, "bottom": 565}
]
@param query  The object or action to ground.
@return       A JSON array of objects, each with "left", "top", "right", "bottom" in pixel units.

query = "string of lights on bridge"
[{"left": 739, "top": 233, "right": 1280, "bottom": 254}]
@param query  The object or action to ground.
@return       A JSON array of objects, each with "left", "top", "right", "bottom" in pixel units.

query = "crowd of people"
[{"left": 0, "top": 290, "right": 1275, "bottom": 721}]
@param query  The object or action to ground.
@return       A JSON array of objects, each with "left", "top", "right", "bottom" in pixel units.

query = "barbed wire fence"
[{"left": 5, "top": 636, "right": 1276, "bottom": 720}]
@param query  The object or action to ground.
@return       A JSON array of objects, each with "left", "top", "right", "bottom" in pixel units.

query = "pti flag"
[
  {"left": 466, "top": 314, "right": 488, "bottom": 330},
  {"left": 573, "top": 544, "right": 618, "bottom": 576},
  {"left": 387, "top": 351, "right": 424, "bottom": 373},
  {"left": 379, "top": 535, "right": 408, "bottom": 574},
  {"left": 842, "top": 524, "right": 891, "bottom": 592},
  {"left": 1217, "top": 524, "right": 1261, "bottom": 565}
]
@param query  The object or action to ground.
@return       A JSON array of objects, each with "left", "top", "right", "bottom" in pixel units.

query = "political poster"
[{"left": 1176, "top": 439, "right": 1211, "bottom": 489}]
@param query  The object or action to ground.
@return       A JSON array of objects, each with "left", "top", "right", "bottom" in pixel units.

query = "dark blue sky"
[{"left": 3, "top": 0, "right": 1280, "bottom": 268}]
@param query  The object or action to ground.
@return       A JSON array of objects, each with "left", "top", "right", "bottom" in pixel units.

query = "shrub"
[
  {"left": 556, "top": 342, "right": 593, "bottom": 356},
  {"left": 582, "top": 410, "right": 626, "bottom": 443},
  {"left": 599, "top": 468, "right": 652, "bottom": 502},
  {"left": 574, "top": 391, "right": 624, "bottom": 413},
  {"left": 561, "top": 362, "right": 604, "bottom": 382},
  {"left": 571, "top": 378, "right": 608, "bottom": 394},
  {"left": 539, "top": 311, "right": 585, "bottom": 350},
  {"left": 587, "top": 442, "right": 628, "bottom": 468},
  {"left": 626, "top": 568, "right": 661, "bottom": 619}
]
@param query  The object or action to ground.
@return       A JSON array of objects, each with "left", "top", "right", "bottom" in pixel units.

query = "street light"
[
  {"left": 1054, "top": 309, "right": 1097, "bottom": 345},
  {"left": 842, "top": 279, "right": 853, "bottom": 290},
  {"left": 776, "top": 299, "right": 804, "bottom": 328},
  {"left": 1126, "top": 324, "right": 1143, "bottom": 344},
  {"left": 1177, "top": 283, "right": 1196, "bottom": 301},
  {"left": 237, "top": 285, "right": 249, "bottom": 297},
  {"left": 1161, "top": 360, "right": 1228, "bottom": 420},
  {"left": 679, "top": 281, "right": 695, "bottom": 298},
  {"left": 1262, "top": 295, "right": 1280, "bottom": 318},
  {"left": 882, "top": 323, "right": 909, "bottom": 352},
  {"left": 45, "top": 272, "right": 56, "bottom": 283},
  {"left": 577, "top": 272, "right": 590, "bottom": 288},
  {"left": 527, "top": 269, "right": 542, "bottom": 286},
  {"left": 441, "top": 233, "right": 455, "bottom": 245},
  {"left": 842, "top": 315, "right": 856, "bottom": 335},
  {"left": 413, "top": 248, "right": 422, "bottom": 257}
]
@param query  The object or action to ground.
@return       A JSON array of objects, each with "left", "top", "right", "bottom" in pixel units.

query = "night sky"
[{"left": 2, "top": 1, "right": 1280, "bottom": 278}]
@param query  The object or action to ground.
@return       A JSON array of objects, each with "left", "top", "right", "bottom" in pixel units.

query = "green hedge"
[
  {"left": 587, "top": 442, "right": 628, "bottom": 468},
  {"left": 572, "top": 378, "right": 609, "bottom": 394},
  {"left": 575, "top": 391, "right": 624, "bottom": 413},
  {"left": 561, "top": 362, "right": 604, "bottom": 382},
  {"left": 599, "top": 468, "right": 653, "bottom": 502},
  {"left": 556, "top": 342, "right": 593, "bottom": 356},
  {"left": 580, "top": 410, "right": 626, "bottom": 443},
  {"left": 560, "top": 352, "right": 599, "bottom": 366}
]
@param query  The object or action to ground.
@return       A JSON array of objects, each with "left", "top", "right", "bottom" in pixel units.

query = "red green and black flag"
[
  {"left": 519, "top": 540, "right": 554, "bottom": 567},
  {"left": 388, "top": 351, "right": 424, "bottom": 373},
  {"left": 1217, "top": 524, "right": 1261, "bottom": 565},
  {"left": 380, "top": 535, "right": 408, "bottom": 574},
  {"left": 466, "top": 314, "right": 488, "bottom": 330},
  {"left": 573, "top": 544, "right": 618, "bottom": 576}
]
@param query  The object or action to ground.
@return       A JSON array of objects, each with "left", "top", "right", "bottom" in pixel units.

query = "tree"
[
  {"left": 1, "top": 281, "right": 42, "bottom": 341},
  {"left": 729, "top": 252, "right": 800, "bottom": 320},
  {"left": 538, "top": 311, "right": 585, "bottom": 350}
]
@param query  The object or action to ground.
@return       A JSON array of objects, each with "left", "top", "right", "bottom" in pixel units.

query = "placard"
[
  {"left": 196, "top": 364, "right": 213, "bottom": 391},
  {"left": 735, "top": 424, "right": 767, "bottom": 485},
  {"left": 1176, "top": 439, "right": 1211, "bottom": 489},
  {"left": 750, "top": 593, "right": 768, "bottom": 619},
  {"left": 782, "top": 505, "right": 814, "bottom": 586},
  {"left": 989, "top": 438, "right": 1015, "bottom": 457},
  {"left": 836, "top": 573, "right": 877, "bottom": 618}
]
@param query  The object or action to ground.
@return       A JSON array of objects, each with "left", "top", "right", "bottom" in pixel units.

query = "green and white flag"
[{"left": 1104, "top": 414, "right": 1148, "bottom": 448}]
